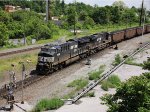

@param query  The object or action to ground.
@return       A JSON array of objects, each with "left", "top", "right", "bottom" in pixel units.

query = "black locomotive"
[{"left": 36, "top": 25, "right": 150, "bottom": 74}]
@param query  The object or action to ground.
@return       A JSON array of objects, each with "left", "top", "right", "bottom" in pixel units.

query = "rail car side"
[{"left": 36, "top": 24, "right": 150, "bottom": 74}]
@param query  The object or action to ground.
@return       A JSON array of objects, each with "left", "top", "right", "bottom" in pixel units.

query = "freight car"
[
  {"left": 36, "top": 25, "right": 150, "bottom": 74},
  {"left": 125, "top": 27, "right": 137, "bottom": 39}
]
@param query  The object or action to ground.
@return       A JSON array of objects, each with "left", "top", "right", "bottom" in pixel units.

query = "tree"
[
  {"left": 112, "top": 0, "right": 127, "bottom": 10},
  {"left": 101, "top": 72, "right": 150, "bottom": 112},
  {"left": 83, "top": 16, "right": 95, "bottom": 29},
  {"left": 0, "top": 22, "right": 9, "bottom": 46}
]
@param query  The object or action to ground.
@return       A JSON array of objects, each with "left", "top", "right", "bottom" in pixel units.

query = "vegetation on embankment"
[
  {"left": 0, "top": 53, "right": 37, "bottom": 78},
  {"left": 101, "top": 72, "right": 150, "bottom": 112},
  {"left": 1, "top": 0, "right": 149, "bottom": 49},
  {"left": 101, "top": 75, "right": 121, "bottom": 91},
  {"left": 33, "top": 98, "right": 64, "bottom": 112}
]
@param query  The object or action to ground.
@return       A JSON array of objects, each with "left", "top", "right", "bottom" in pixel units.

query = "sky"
[{"left": 64, "top": 0, "right": 150, "bottom": 10}]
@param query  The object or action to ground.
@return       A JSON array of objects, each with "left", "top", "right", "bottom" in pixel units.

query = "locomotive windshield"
[{"left": 41, "top": 48, "right": 56, "bottom": 53}]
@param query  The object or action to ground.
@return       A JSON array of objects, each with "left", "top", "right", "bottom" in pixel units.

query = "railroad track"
[
  {"left": 0, "top": 75, "right": 46, "bottom": 99},
  {"left": 0, "top": 46, "right": 42, "bottom": 57},
  {"left": 0, "top": 42, "right": 149, "bottom": 101},
  {"left": 68, "top": 42, "right": 150, "bottom": 103}
]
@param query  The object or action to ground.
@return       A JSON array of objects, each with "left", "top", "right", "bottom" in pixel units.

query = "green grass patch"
[
  {"left": 125, "top": 58, "right": 143, "bottom": 67},
  {"left": 33, "top": 98, "right": 64, "bottom": 112},
  {"left": 143, "top": 59, "right": 150, "bottom": 70},
  {"left": 89, "top": 65, "right": 105, "bottom": 80},
  {"left": 0, "top": 53, "right": 38, "bottom": 78},
  {"left": 101, "top": 75, "right": 121, "bottom": 91},
  {"left": 112, "top": 54, "right": 122, "bottom": 66},
  {"left": 67, "top": 79, "right": 88, "bottom": 91},
  {"left": 84, "top": 91, "right": 95, "bottom": 97}
]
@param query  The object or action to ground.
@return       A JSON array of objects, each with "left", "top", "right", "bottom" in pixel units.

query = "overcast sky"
[{"left": 64, "top": 0, "right": 150, "bottom": 10}]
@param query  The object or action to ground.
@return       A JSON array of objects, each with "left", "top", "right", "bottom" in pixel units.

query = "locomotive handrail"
[{"left": 70, "top": 42, "right": 150, "bottom": 103}]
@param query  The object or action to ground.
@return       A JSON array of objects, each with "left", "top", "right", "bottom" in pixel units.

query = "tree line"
[{"left": 0, "top": 0, "right": 150, "bottom": 46}]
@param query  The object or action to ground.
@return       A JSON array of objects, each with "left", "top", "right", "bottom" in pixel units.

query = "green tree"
[
  {"left": 0, "top": 22, "right": 8, "bottom": 46},
  {"left": 83, "top": 16, "right": 95, "bottom": 29},
  {"left": 101, "top": 72, "right": 150, "bottom": 112},
  {"left": 112, "top": 0, "right": 127, "bottom": 10}
]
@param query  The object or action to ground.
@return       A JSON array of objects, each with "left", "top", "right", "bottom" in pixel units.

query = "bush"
[
  {"left": 143, "top": 59, "right": 150, "bottom": 70},
  {"left": 89, "top": 71, "right": 101, "bottom": 80},
  {"left": 125, "top": 58, "right": 143, "bottom": 67},
  {"left": 112, "top": 54, "right": 122, "bottom": 66},
  {"left": 67, "top": 79, "right": 88, "bottom": 90},
  {"left": 101, "top": 80, "right": 113, "bottom": 91},
  {"left": 101, "top": 72, "right": 150, "bottom": 112},
  {"left": 107, "top": 75, "right": 121, "bottom": 87},
  {"left": 89, "top": 65, "right": 105, "bottom": 80},
  {"left": 85, "top": 92, "right": 95, "bottom": 97},
  {"left": 34, "top": 98, "right": 64, "bottom": 112},
  {"left": 101, "top": 75, "right": 121, "bottom": 91}
]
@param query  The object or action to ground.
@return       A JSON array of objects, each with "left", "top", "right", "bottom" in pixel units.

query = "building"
[
  {"left": 4, "top": 5, "right": 30, "bottom": 12},
  {"left": 5, "top": 5, "right": 16, "bottom": 12}
]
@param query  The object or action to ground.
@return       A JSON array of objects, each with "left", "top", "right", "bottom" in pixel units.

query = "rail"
[
  {"left": 0, "top": 46, "right": 42, "bottom": 57},
  {"left": 70, "top": 42, "right": 150, "bottom": 103}
]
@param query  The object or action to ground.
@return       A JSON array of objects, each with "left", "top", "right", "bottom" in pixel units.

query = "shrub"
[
  {"left": 34, "top": 98, "right": 64, "bottom": 112},
  {"left": 89, "top": 71, "right": 101, "bottom": 80},
  {"left": 101, "top": 72, "right": 150, "bottom": 112},
  {"left": 107, "top": 75, "right": 121, "bottom": 87},
  {"left": 112, "top": 54, "right": 122, "bottom": 66},
  {"left": 67, "top": 79, "right": 88, "bottom": 90},
  {"left": 101, "top": 80, "right": 113, "bottom": 91},
  {"left": 89, "top": 65, "right": 105, "bottom": 80},
  {"left": 143, "top": 59, "right": 150, "bottom": 70},
  {"left": 101, "top": 75, "right": 121, "bottom": 91},
  {"left": 88, "top": 92, "right": 95, "bottom": 97},
  {"left": 125, "top": 58, "right": 143, "bottom": 67}
]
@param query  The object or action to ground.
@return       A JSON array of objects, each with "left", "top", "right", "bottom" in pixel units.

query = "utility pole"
[
  {"left": 46, "top": 0, "right": 50, "bottom": 22},
  {"left": 139, "top": 0, "right": 144, "bottom": 26},
  {"left": 74, "top": 0, "right": 77, "bottom": 35}
]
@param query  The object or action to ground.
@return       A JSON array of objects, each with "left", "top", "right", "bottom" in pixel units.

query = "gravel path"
[{"left": 0, "top": 34, "right": 149, "bottom": 108}]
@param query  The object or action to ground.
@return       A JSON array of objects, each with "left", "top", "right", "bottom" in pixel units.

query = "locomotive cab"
[{"left": 36, "top": 46, "right": 57, "bottom": 74}]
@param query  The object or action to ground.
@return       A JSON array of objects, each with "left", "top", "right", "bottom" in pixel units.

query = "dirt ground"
[
  {"left": 54, "top": 47, "right": 150, "bottom": 112},
  {"left": 0, "top": 34, "right": 149, "bottom": 108}
]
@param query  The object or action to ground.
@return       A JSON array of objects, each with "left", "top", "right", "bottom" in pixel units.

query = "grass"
[
  {"left": 33, "top": 98, "right": 64, "bottom": 112},
  {"left": 112, "top": 54, "right": 122, "bottom": 66},
  {"left": 67, "top": 79, "right": 89, "bottom": 91},
  {"left": 84, "top": 91, "right": 95, "bottom": 97},
  {"left": 0, "top": 53, "right": 38, "bottom": 78},
  {"left": 143, "top": 59, "right": 150, "bottom": 70},
  {"left": 125, "top": 58, "right": 143, "bottom": 67},
  {"left": 101, "top": 75, "right": 121, "bottom": 91},
  {"left": 88, "top": 65, "right": 105, "bottom": 80}
]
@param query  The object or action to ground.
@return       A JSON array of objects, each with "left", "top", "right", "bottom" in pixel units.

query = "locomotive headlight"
[
  {"left": 97, "top": 38, "right": 101, "bottom": 42},
  {"left": 48, "top": 57, "right": 54, "bottom": 62}
]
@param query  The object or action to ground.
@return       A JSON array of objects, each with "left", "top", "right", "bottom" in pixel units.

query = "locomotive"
[{"left": 36, "top": 25, "right": 150, "bottom": 74}]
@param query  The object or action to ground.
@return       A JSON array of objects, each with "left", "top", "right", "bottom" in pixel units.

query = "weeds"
[
  {"left": 125, "top": 58, "right": 143, "bottom": 67},
  {"left": 101, "top": 75, "right": 121, "bottom": 91},
  {"left": 84, "top": 91, "right": 95, "bottom": 97},
  {"left": 112, "top": 54, "right": 122, "bottom": 66},
  {"left": 67, "top": 79, "right": 88, "bottom": 91},
  {"left": 0, "top": 53, "right": 38, "bottom": 79},
  {"left": 89, "top": 65, "right": 105, "bottom": 80},
  {"left": 34, "top": 98, "right": 64, "bottom": 112}
]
